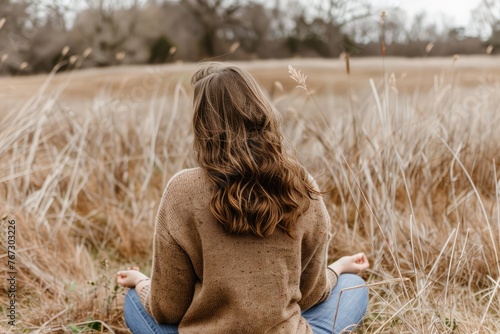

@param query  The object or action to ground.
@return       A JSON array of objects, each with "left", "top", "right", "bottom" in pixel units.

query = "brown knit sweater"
[{"left": 138, "top": 168, "right": 337, "bottom": 333}]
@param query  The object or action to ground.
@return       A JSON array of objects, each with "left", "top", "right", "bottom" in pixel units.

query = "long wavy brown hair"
[{"left": 192, "top": 62, "right": 318, "bottom": 237}]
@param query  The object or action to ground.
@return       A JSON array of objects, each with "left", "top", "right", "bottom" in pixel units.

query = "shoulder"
[
  {"left": 157, "top": 168, "right": 210, "bottom": 223},
  {"left": 162, "top": 167, "right": 211, "bottom": 199},
  {"left": 167, "top": 167, "right": 206, "bottom": 186},
  {"left": 306, "top": 172, "right": 321, "bottom": 192},
  {"left": 300, "top": 172, "right": 330, "bottom": 232}
]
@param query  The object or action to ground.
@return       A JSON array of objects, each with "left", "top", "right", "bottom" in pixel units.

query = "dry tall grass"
[{"left": 1, "top": 57, "right": 499, "bottom": 333}]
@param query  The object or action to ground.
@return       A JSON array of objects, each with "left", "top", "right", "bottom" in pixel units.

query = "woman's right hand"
[
  {"left": 116, "top": 266, "right": 149, "bottom": 288},
  {"left": 328, "top": 253, "right": 370, "bottom": 275}
]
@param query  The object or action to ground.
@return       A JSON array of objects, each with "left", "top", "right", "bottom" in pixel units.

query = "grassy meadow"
[{"left": 1, "top": 56, "right": 499, "bottom": 333}]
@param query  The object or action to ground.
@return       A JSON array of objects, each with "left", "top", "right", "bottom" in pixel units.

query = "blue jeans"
[{"left": 124, "top": 274, "right": 368, "bottom": 334}]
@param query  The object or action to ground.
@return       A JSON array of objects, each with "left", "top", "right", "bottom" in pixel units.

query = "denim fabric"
[
  {"left": 124, "top": 288, "right": 178, "bottom": 334},
  {"left": 124, "top": 273, "right": 368, "bottom": 334},
  {"left": 301, "top": 274, "right": 369, "bottom": 334}
]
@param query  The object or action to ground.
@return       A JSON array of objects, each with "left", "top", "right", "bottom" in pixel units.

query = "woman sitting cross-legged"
[{"left": 116, "top": 62, "right": 369, "bottom": 334}]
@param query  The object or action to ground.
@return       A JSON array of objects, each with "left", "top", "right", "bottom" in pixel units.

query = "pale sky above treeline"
[
  {"left": 44, "top": 0, "right": 483, "bottom": 31},
  {"left": 375, "top": 0, "right": 482, "bottom": 27}
]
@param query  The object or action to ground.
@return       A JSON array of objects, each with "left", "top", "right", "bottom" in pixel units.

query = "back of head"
[{"left": 192, "top": 62, "right": 316, "bottom": 237}]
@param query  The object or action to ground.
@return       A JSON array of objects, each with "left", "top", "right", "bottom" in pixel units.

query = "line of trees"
[{"left": 0, "top": 0, "right": 498, "bottom": 75}]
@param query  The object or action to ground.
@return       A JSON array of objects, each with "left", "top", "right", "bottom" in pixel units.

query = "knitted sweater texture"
[{"left": 139, "top": 167, "right": 337, "bottom": 333}]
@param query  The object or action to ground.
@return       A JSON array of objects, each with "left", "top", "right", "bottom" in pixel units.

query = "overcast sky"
[
  {"left": 51, "top": 0, "right": 484, "bottom": 31},
  {"left": 374, "top": 0, "right": 483, "bottom": 27}
]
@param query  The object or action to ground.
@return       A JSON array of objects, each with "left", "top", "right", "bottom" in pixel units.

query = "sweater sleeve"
[
  {"left": 298, "top": 224, "right": 335, "bottom": 310},
  {"left": 298, "top": 180, "right": 337, "bottom": 310},
  {"left": 327, "top": 267, "right": 338, "bottom": 290},
  {"left": 146, "top": 230, "right": 196, "bottom": 323},
  {"left": 138, "top": 281, "right": 151, "bottom": 308},
  {"left": 144, "top": 173, "right": 197, "bottom": 324}
]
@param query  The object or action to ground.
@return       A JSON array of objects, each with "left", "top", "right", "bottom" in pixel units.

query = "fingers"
[
  {"left": 116, "top": 267, "right": 141, "bottom": 287},
  {"left": 359, "top": 253, "right": 369, "bottom": 271},
  {"left": 118, "top": 267, "right": 140, "bottom": 277},
  {"left": 352, "top": 252, "right": 365, "bottom": 262},
  {"left": 125, "top": 266, "right": 140, "bottom": 271},
  {"left": 353, "top": 253, "right": 368, "bottom": 264},
  {"left": 350, "top": 253, "right": 370, "bottom": 273}
]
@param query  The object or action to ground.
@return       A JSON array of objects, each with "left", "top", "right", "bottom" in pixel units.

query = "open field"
[
  {"left": 1, "top": 56, "right": 500, "bottom": 333},
  {"left": 2, "top": 56, "right": 500, "bottom": 104}
]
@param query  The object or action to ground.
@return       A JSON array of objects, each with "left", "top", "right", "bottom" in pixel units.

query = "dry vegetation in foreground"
[{"left": 1, "top": 57, "right": 499, "bottom": 333}]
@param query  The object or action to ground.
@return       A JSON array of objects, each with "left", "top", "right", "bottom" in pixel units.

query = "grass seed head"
[
  {"left": 425, "top": 42, "right": 434, "bottom": 54},
  {"left": 288, "top": 65, "right": 308, "bottom": 92},
  {"left": 83, "top": 47, "right": 93, "bottom": 58},
  {"left": 389, "top": 72, "right": 398, "bottom": 93},
  {"left": 229, "top": 41, "right": 240, "bottom": 53},
  {"left": 61, "top": 46, "right": 70, "bottom": 57},
  {"left": 115, "top": 51, "right": 126, "bottom": 60},
  {"left": 486, "top": 44, "right": 494, "bottom": 55},
  {"left": 274, "top": 81, "right": 284, "bottom": 92}
]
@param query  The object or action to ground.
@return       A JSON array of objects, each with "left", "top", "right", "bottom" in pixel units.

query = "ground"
[{"left": 0, "top": 56, "right": 499, "bottom": 333}]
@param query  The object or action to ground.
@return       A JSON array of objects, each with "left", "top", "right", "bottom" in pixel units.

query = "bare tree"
[
  {"left": 405, "top": 12, "right": 438, "bottom": 43},
  {"left": 286, "top": 0, "right": 371, "bottom": 57},
  {"left": 73, "top": 0, "right": 147, "bottom": 66},
  {"left": 229, "top": 3, "right": 271, "bottom": 54},
  {"left": 472, "top": 0, "right": 500, "bottom": 50},
  {"left": 180, "top": 0, "right": 249, "bottom": 57},
  {"left": 0, "top": 0, "right": 36, "bottom": 73}
]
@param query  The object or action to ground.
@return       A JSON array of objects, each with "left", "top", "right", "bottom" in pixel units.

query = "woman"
[{"left": 117, "top": 62, "right": 369, "bottom": 334}]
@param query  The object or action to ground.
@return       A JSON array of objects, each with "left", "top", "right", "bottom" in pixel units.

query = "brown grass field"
[{"left": 1, "top": 56, "right": 500, "bottom": 333}]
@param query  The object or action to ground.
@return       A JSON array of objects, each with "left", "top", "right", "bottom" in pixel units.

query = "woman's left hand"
[
  {"left": 116, "top": 266, "right": 149, "bottom": 288},
  {"left": 328, "top": 253, "right": 370, "bottom": 275}
]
